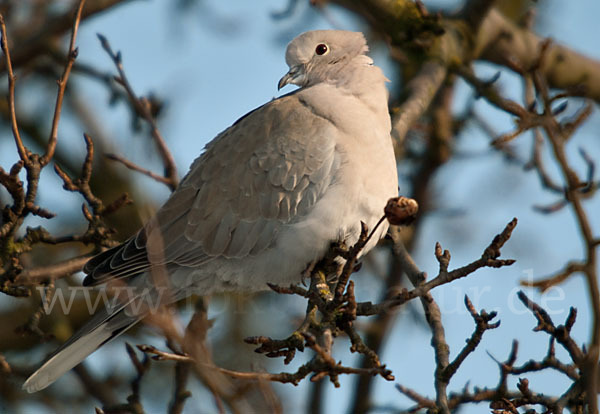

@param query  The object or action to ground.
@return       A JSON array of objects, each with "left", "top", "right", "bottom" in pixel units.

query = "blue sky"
[{"left": 3, "top": 0, "right": 600, "bottom": 412}]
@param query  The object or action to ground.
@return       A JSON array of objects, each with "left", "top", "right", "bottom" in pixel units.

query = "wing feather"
[{"left": 84, "top": 94, "right": 339, "bottom": 283}]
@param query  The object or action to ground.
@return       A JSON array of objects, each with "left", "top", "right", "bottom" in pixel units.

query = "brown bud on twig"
[{"left": 384, "top": 196, "right": 419, "bottom": 225}]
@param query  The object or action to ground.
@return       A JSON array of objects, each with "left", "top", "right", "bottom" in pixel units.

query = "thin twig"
[
  {"left": 42, "top": 0, "right": 86, "bottom": 165},
  {"left": 0, "top": 14, "right": 28, "bottom": 162},
  {"left": 97, "top": 33, "right": 178, "bottom": 190},
  {"left": 105, "top": 153, "right": 173, "bottom": 186}
]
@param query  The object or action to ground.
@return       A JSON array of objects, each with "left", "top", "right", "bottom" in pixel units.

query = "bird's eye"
[{"left": 315, "top": 43, "right": 329, "bottom": 56}]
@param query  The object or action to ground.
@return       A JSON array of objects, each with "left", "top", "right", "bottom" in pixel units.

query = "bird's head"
[{"left": 278, "top": 30, "right": 370, "bottom": 90}]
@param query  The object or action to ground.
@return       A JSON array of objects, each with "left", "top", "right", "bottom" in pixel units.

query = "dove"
[{"left": 23, "top": 29, "right": 398, "bottom": 392}]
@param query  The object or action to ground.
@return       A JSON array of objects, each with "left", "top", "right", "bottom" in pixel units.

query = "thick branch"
[
  {"left": 392, "top": 61, "right": 448, "bottom": 146},
  {"left": 475, "top": 9, "right": 600, "bottom": 102},
  {"left": 330, "top": 2, "right": 600, "bottom": 102}
]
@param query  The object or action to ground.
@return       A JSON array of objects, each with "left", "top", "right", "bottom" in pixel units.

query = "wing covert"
[{"left": 84, "top": 94, "right": 339, "bottom": 285}]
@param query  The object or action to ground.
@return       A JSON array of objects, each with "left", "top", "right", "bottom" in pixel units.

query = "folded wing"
[{"left": 84, "top": 93, "right": 339, "bottom": 286}]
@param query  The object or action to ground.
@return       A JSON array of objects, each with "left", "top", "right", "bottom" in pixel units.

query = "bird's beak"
[{"left": 278, "top": 64, "right": 306, "bottom": 90}]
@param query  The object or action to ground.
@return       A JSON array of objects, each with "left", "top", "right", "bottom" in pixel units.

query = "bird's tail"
[{"left": 22, "top": 301, "right": 140, "bottom": 393}]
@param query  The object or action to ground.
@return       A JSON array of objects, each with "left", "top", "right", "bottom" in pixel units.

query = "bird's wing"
[{"left": 84, "top": 93, "right": 339, "bottom": 285}]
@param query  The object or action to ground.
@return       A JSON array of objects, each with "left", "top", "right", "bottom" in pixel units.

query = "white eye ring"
[{"left": 315, "top": 43, "right": 329, "bottom": 56}]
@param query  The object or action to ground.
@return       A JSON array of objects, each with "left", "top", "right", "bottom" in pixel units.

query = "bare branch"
[
  {"left": 441, "top": 295, "right": 500, "bottom": 382},
  {"left": 42, "top": 0, "right": 86, "bottom": 165},
  {"left": 97, "top": 33, "right": 179, "bottom": 190},
  {"left": 477, "top": 9, "right": 600, "bottom": 102},
  {"left": 521, "top": 261, "right": 586, "bottom": 292},
  {"left": 14, "top": 255, "right": 90, "bottom": 284},
  {"left": 461, "top": 0, "right": 498, "bottom": 32},
  {"left": 0, "top": 14, "right": 28, "bottom": 162},
  {"left": 105, "top": 153, "right": 178, "bottom": 188},
  {"left": 0, "top": 0, "right": 133, "bottom": 73},
  {"left": 392, "top": 61, "right": 447, "bottom": 147}
]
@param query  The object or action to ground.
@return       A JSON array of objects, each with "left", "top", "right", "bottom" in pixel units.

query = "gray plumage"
[{"left": 23, "top": 29, "right": 398, "bottom": 393}]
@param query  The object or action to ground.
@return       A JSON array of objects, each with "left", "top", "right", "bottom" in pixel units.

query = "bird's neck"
[{"left": 336, "top": 58, "right": 390, "bottom": 115}]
